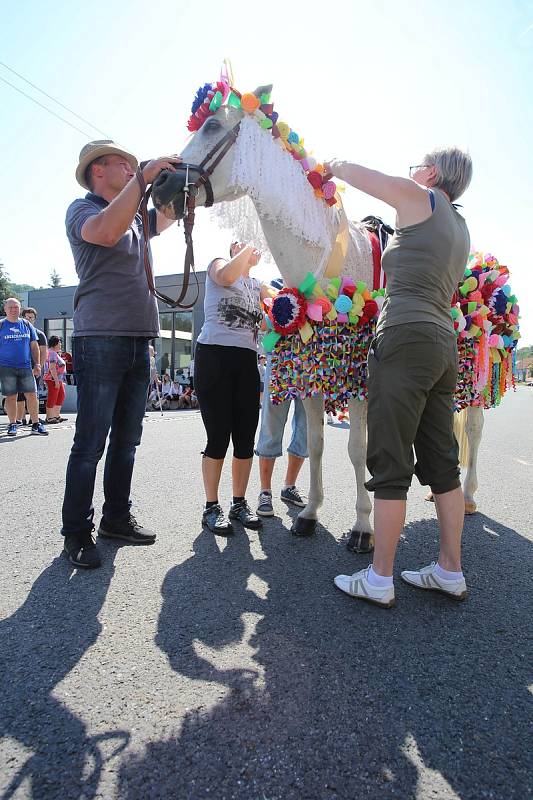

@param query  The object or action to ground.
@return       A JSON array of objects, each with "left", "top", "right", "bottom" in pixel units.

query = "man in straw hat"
[{"left": 61, "top": 139, "right": 181, "bottom": 569}]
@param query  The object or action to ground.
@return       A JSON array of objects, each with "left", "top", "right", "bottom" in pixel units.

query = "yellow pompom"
[{"left": 277, "top": 121, "right": 290, "bottom": 140}]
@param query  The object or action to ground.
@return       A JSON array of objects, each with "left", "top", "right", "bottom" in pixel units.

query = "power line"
[
  {"left": 0, "top": 60, "right": 112, "bottom": 139},
  {"left": 0, "top": 74, "right": 94, "bottom": 139}
]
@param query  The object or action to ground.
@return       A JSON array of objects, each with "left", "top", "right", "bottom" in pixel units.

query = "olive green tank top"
[{"left": 377, "top": 189, "right": 470, "bottom": 334}]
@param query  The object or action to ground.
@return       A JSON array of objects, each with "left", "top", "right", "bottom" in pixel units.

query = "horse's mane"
[{"left": 211, "top": 116, "right": 338, "bottom": 257}]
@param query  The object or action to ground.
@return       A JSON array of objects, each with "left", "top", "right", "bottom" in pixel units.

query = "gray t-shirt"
[
  {"left": 65, "top": 192, "right": 160, "bottom": 338},
  {"left": 197, "top": 262, "right": 262, "bottom": 351}
]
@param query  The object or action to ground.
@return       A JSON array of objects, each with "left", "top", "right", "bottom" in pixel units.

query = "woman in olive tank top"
[{"left": 325, "top": 148, "right": 473, "bottom": 609}]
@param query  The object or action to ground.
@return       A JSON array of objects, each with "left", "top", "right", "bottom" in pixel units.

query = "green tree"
[
  {"left": 9, "top": 282, "right": 37, "bottom": 294},
  {"left": 49, "top": 269, "right": 63, "bottom": 288},
  {"left": 0, "top": 260, "right": 11, "bottom": 302}
]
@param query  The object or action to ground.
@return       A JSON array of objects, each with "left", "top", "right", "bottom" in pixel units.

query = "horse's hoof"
[
  {"left": 291, "top": 517, "right": 317, "bottom": 537},
  {"left": 464, "top": 501, "right": 477, "bottom": 515},
  {"left": 347, "top": 530, "right": 374, "bottom": 554},
  {"left": 425, "top": 492, "right": 435, "bottom": 503}
]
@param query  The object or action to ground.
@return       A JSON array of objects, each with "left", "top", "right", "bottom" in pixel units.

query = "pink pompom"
[{"left": 322, "top": 180, "right": 336, "bottom": 200}]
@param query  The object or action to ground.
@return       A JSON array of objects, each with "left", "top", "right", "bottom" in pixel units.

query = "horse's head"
[{"left": 152, "top": 84, "right": 272, "bottom": 221}]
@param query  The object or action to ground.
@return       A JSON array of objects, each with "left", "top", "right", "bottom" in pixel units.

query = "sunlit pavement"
[{"left": 1, "top": 391, "right": 532, "bottom": 799}]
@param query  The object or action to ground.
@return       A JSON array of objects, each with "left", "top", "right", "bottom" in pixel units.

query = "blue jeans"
[
  {"left": 255, "top": 357, "right": 308, "bottom": 459},
  {"left": 0, "top": 365, "right": 36, "bottom": 395},
  {"left": 61, "top": 336, "right": 150, "bottom": 536}
]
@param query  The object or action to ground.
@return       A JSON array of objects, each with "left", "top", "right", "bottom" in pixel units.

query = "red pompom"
[
  {"left": 307, "top": 171, "right": 323, "bottom": 189},
  {"left": 363, "top": 300, "right": 379, "bottom": 319}
]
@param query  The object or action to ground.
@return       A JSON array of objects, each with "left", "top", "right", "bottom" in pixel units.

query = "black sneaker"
[
  {"left": 280, "top": 485, "right": 306, "bottom": 508},
  {"left": 31, "top": 422, "right": 49, "bottom": 436},
  {"left": 98, "top": 513, "right": 156, "bottom": 544},
  {"left": 257, "top": 490, "right": 274, "bottom": 517},
  {"left": 64, "top": 531, "right": 102, "bottom": 569},
  {"left": 202, "top": 503, "right": 234, "bottom": 535},
  {"left": 229, "top": 500, "right": 263, "bottom": 530}
]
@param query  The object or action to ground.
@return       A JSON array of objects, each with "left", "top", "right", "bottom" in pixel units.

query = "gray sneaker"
[
  {"left": 257, "top": 490, "right": 274, "bottom": 517},
  {"left": 229, "top": 500, "right": 263, "bottom": 530},
  {"left": 280, "top": 485, "right": 305, "bottom": 508}
]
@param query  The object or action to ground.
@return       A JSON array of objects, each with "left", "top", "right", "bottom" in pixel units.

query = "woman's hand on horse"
[{"left": 142, "top": 156, "right": 183, "bottom": 185}]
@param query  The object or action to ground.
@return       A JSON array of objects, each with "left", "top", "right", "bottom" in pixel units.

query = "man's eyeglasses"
[{"left": 409, "top": 164, "right": 430, "bottom": 177}]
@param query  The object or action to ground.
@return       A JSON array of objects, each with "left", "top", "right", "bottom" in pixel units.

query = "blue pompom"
[{"left": 191, "top": 83, "right": 214, "bottom": 114}]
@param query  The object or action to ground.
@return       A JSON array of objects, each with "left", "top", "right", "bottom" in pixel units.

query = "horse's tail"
[{"left": 453, "top": 408, "right": 469, "bottom": 468}]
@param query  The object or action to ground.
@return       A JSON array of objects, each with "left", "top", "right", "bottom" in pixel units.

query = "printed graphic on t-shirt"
[
  {"left": 0, "top": 319, "right": 36, "bottom": 369},
  {"left": 217, "top": 287, "right": 262, "bottom": 331}
]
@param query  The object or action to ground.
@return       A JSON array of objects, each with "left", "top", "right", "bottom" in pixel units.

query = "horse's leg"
[
  {"left": 291, "top": 394, "right": 325, "bottom": 537},
  {"left": 463, "top": 406, "right": 484, "bottom": 514},
  {"left": 346, "top": 398, "right": 374, "bottom": 553}
]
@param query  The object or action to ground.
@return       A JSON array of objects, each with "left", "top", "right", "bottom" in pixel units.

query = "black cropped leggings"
[{"left": 194, "top": 343, "right": 260, "bottom": 460}]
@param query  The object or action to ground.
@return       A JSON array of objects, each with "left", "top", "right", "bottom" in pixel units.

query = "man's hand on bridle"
[{"left": 142, "top": 156, "right": 182, "bottom": 185}]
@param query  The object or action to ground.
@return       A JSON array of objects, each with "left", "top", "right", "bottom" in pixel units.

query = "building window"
[
  {"left": 45, "top": 317, "right": 74, "bottom": 352},
  {"left": 154, "top": 311, "right": 193, "bottom": 377},
  {"left": 65, "top": 318, "right": 74, "bottom": 353}
]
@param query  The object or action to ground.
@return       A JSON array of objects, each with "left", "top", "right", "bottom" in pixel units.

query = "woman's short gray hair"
[{"left": 424, "top": 147, "right": 472, "bottom": 202}]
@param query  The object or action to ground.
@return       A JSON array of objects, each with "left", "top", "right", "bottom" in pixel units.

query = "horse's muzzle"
[{"left": 152, "top": 165, "right": 202, "bottom": 220}]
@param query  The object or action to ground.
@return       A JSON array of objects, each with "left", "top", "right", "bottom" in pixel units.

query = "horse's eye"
[{"left": 203, "top": 120, "right": 221, "bottom": 133}]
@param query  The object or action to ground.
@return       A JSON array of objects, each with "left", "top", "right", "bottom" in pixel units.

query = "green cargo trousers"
[{"left": 365, "top": 322, "right": 461, "bottom": 501}]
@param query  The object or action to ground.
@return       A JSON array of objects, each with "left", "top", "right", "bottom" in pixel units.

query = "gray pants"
[{"left": 365, "top": 322, "right": 461, "bottom": 501}]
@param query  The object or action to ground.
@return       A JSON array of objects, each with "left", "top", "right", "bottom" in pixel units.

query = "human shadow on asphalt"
[
  {"left": 120, "top": 513, "right": 532, "bottom": 800},
  {"left": 0, "top": 545, "right": 129, "bottom": 800}
]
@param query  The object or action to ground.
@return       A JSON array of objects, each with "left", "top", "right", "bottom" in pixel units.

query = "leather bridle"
[{"left": 138, "top": 121, "right": 241, "bottom": 309}]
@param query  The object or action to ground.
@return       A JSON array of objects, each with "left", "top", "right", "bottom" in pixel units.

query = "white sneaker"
[
  {"left": 401, "top": 562, "right": 467, "bottom": 600},
  {"left": 334, "top": 567, "right": 395, "bottom": 609}
]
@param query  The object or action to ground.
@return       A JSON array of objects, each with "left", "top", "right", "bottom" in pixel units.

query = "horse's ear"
[{"left": 253, "top": 84, "right": 273, "bottom": 99}]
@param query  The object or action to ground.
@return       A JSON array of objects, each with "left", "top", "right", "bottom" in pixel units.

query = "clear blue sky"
[{"left": 1, "top": 0, "right": 532, "bottom": 344}]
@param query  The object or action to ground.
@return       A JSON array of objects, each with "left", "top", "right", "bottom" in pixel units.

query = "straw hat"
[{"left": 75, "top": 139, "right": 138, "bottom": 189}]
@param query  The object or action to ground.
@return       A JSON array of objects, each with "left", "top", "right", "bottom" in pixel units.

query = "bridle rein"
[{"left": 138, "top": 121, "right": 241, "bottom": 309}]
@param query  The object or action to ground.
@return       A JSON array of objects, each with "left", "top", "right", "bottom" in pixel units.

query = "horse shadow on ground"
[
  {"left": 0, "top": 545, "right": 128, "bottom": 800},
  {"left": 119, "top": 513, "right": 532, "bottom": 799}
]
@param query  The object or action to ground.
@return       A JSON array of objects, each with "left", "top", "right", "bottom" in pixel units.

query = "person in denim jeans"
[
  {"left": 255, "top": 355, "right": 308, "bottom": 517},
  {"left": 61, "top": 139, "right": 181, "bottom": 568}
]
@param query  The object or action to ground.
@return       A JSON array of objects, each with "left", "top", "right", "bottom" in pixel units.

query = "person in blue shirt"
[{"left": 0, "top": 297, "right": 48, "bottom": 436}]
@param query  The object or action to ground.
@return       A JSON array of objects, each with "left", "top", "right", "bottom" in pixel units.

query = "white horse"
[{"left": 151, "top": 84, "right": 485, "bottom": 548}]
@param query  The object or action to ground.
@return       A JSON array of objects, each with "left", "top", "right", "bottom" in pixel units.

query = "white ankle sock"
[
  {"left": 282, "top": 484, "right": 295, "bottom": 491},
  {"left": 435, "top": 563, "right": 463, "bottom": 580},
  {"left": 367, "top": 565, "right": 394, "bottom": 588}
]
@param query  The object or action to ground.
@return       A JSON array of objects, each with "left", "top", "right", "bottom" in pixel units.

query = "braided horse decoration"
[{"left": 151, "top": 78, "right": 519, "bottom": 549}]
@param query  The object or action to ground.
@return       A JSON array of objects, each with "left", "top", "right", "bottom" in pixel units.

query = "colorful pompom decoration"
[
  {"left": 262, "top": 273, "right": 385, "bottom": 409},
  {"left": 186, "top": 74, "right": 339, "bottom": 208},
  {"left": 269, "top": 288, "right": 307, "bottom": 335},
  {"left": 452, "top": 252, "right": 520, "bottom": 411}
]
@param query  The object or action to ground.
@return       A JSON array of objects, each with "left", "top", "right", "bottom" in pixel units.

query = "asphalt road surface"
[{"left": 0, "top": 388, "right": 532, "bottom": 800}]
